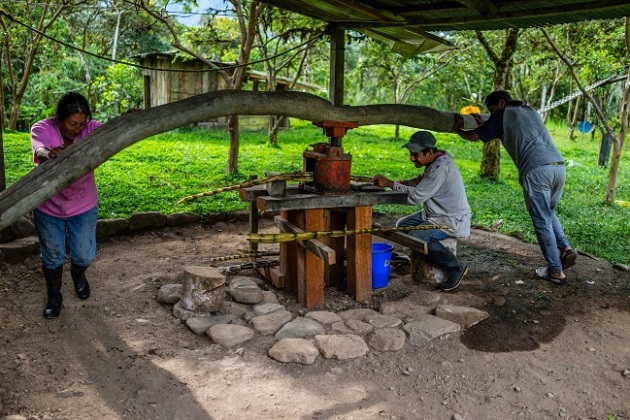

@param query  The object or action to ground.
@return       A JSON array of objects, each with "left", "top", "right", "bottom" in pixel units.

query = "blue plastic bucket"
[
  {"left": 372, "top": 242, "right": 394, "bottom": 289},
  {"left": 578, "top": 120, "right": 592, "bottom": 133}
]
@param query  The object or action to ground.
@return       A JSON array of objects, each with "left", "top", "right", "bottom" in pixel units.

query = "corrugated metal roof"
[{"left": 262, "top": 0, "right": 630, "bottom": 55}]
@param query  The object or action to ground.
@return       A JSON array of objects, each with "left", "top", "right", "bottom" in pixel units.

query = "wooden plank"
[
  {"left": 323, "top": 209, "right": 346, "bottom": 288},
  {"left": 372, "top": 222, "right": 428, "bottom": 254},
  {"left": 256, "top": 191, "right": 407, "bottom": 212},
  {"left": 274, "top": 216, "right": 336, "bottom": 264},
  {"left": 295, "top": 209, "right": 325, "bottom": 309},
  {"left": 257, "top": 265, "right": 285, "bottom": 288},
  {"left": 346, "top": 206, "right": 372, "bottom": 303}
]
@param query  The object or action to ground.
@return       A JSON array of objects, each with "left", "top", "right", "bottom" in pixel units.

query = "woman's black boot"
[
  {"left": 70, "top": 262, "right": 90, "bottom": 300},
  {"left": 43, "top": 266, "right": 63, "bottom": 318}
]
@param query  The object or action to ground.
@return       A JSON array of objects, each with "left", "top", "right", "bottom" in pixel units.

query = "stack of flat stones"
[{"left": 157, "top": 271, "right": 490, "bottom": 365}]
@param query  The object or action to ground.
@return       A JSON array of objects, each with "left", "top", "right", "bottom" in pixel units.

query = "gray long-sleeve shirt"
[
  {"left": 475, "top": 103, "right": 564, "bottom": 184},
  {"left": 392, "top": 153, "right": 471, "bottom": 238}
]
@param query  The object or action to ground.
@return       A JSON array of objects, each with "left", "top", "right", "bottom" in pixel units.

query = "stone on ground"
[
  {"left": 268, "top": 338, "right": 320, "bottom": 365},
  {"left": 207, "top": 324, "right": 254, "bottom": 347},
  {"left": 314, "top": 334, "right": 369, "bottom": 360}
]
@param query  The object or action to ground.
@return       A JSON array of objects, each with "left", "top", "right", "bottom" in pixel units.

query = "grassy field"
[{"left": 3, "top": 119, "right": 629, "bottom": 264}]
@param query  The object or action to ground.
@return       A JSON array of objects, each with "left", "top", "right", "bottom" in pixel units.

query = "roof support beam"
[{"left": 329, "top": 25, "right": 345, "bottom": 106}]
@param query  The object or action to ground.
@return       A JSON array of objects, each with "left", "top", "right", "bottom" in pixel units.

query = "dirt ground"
[{"left": 1, "top": 214, "right": 629, "bottom": 420}]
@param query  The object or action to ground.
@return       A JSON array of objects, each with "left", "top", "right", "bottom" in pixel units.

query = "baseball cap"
[{"left": 402, "top": 131, "right": 437, "bottom": 153}]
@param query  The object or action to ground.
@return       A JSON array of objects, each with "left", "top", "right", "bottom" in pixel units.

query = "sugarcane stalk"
[
  {"left": 247, "top": 224, "right": 449, "bottom": 244},
  {"left": 177, "top": 171, "right": 374, "bottom": 204},
  {"left": 207, "top": 251, "right": 279, "bottom": 262},
  {"left": 220, "top": 260, "right": 279, "bottom": 274},
  {"left": 177, "top": 171, "right": 307, "bottom": 204}
]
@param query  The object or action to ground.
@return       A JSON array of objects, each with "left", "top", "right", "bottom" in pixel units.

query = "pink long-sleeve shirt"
[{"left": 31, "top": 118, "right": 102, "bottom": 218}]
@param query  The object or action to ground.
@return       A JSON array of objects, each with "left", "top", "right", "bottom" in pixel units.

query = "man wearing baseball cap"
[{"left": 372, "top": 130, "right": 471, "bottom": 291}]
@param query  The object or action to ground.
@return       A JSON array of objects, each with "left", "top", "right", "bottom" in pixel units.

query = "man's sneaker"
[{"left": 439, "top": 264, "right": 468, "bottom": 291}]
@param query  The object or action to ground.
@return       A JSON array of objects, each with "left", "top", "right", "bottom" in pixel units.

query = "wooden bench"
[{"left": 372, "top": 222, "right": 458, "bottom": 285}]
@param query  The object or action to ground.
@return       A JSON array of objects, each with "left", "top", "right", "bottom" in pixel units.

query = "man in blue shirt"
[{"left": 453, "top": 90, "right": 577, "bottom": 285}]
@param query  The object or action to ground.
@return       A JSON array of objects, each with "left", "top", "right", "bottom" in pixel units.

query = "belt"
[{"left": 545, "top": 161, "right": 564, "bottom": 166}]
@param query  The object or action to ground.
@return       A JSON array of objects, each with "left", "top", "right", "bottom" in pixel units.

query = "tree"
[
  {"left": 254, "top": 7, "right": 324, "bottom": 144},
  {"left": 607, "top": 24, "right": 629, "bottom": 203},
  {"left": 474, "top": 28, "right": 520, "bottom": 180},
  {"left": 0, "top": 1, "right": 69, "bottom": 194},
  {"left": 133, "top": 0, "right": 266, "bottom": 174},
  {"left": 0, "top": 1, "right": 68, "bottom": 130},
  {"left": 353, "top": 37, "right": 459, "bottom": 137},
  {"left": 91, "top": 63, "right": 143, "bottom": 120}
]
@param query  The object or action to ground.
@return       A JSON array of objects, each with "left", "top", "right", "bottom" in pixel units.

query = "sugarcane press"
[
  {"left": 303, "top": 120, "right": 359, "bottom": 194},
  {"left": 240, "top": 119, "right": 407, "bottom": 309}
]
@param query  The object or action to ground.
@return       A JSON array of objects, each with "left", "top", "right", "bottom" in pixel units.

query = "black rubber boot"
[
  {"left": 70, "top": 262, "right": 91, "bottom": 300},
  {"left": 425, "top": 239, "right": 468, "bottom": 291},
  {"left": 43, "top": 266, "right": 63, "bottom": 318}
]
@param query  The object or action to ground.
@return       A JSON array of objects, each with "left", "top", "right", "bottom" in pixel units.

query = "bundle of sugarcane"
[
  {"left": 247, "top": 224, "right": 448, "bottom": 244},
  {"left": 177, "top": 171, "right": 374, "bottom": 204}
]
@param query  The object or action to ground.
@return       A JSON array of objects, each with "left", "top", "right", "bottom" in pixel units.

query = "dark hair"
[
  {"left": 55, "top": 92, "right": 92, "bottom": 121},
  {"left": 484, "top": 90, "right": 512, "bottom": 107},
  {"left": 419, "top": 147, "right": 438, "bottom": 155}
]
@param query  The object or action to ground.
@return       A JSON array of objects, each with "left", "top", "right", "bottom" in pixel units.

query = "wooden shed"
[{"left": 133, "top": 51, "right": 324, "bottom": 130}]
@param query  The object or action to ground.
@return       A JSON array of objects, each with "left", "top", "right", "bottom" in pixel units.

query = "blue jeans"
[
  {"left": 396, "top": 211, "right": 450, "bottom": 242},
  {"left": 522, "top": 165, "right": 570, "bottom": 273},
  {"left": 33, "top": 206, "right": 98, "bottom": 270}
]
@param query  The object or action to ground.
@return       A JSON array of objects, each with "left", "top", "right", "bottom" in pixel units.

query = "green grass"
[{"left": 3, "top": 119, "right": 629, "bottom": 264}]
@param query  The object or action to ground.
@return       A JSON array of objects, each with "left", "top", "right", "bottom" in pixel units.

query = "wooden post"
[
  {"left": 249, "top": 174, "right": 258, "bottom": 252},
  {"left": 329, "top": 25, "right": 345, "bottom": 107},
  {"left": 346, "top": 206, "right": 372, "bottom": 302},
  {"left": 143, "top": 75, "right": 151, "bottom": 109},
  {"left": 323, "top": 209, "right": 346, "bottom": 288},
  {"left": 296, "top": 208, "right": 325, "bottom": 308}
]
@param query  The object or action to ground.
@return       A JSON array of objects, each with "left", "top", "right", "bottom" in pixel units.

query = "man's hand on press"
[
  {"left": 453, "top": 112, "right": 485, "bottom": 131},
  {"left": 371, "top": 175, "right": 394, "bottom": 189}
]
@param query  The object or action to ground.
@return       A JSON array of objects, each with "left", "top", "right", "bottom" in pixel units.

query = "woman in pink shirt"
[{"left": 31, "top": 92, "right": 102, "bottom": 318}]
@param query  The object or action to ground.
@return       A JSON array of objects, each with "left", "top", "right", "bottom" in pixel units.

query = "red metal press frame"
[{"left": 304, "top": 120, "right": 359, "bottom": 194}]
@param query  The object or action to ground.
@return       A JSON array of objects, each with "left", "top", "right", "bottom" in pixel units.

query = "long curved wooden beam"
[{"left": 0, "top": 90, "right": 466, "bottom": 231}]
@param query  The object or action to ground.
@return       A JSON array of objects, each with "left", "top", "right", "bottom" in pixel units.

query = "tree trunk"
[
  {"left": 227, "top": 115, "right": 240, "bottom": 174},
  {"left": 604, "top": 80, "right": 627, "bottom": 202},
  {"left": 0, "top": 46, "right": 5, "bottom": 191},
  {"left": 268, "top": 115, "right": 284, "bottom": 145},
  {"left": 604, "top": 18, "right": 630, "bottom": 203},
  {"left": 477, "top": 28, "right": 519, "bottom": 180},
  {"left": 480, "top": 139, "right": 501, "bottom": 180},
  {"left": 0, "top": 90, "right": 469, "bottom": 231},
  {"left": 569, "top": 96, "right": 581, "bottom": 140}
]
